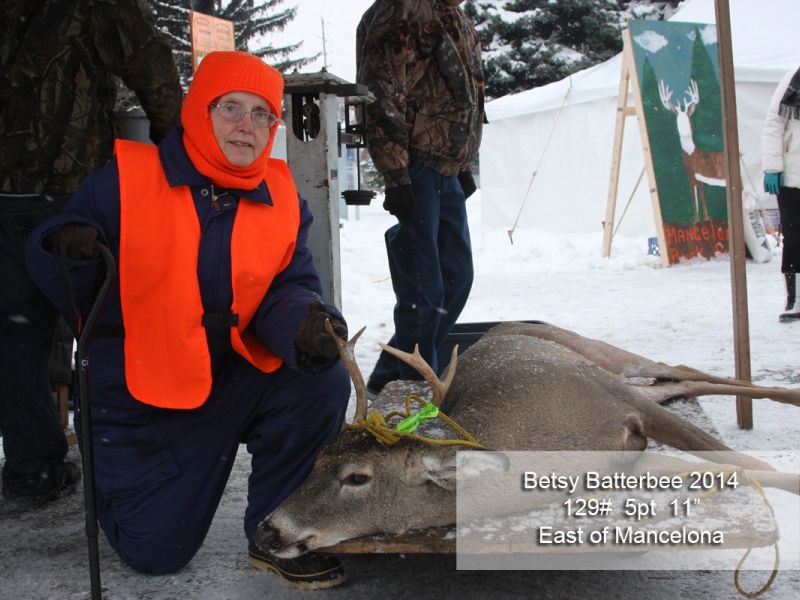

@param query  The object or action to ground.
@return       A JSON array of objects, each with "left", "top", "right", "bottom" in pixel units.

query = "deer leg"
[
  {"left": 632, "top": 453, "right": 799, "bottom": 495},
  {"left": 635, "top": 380, "right": 800, "bottom": 408},
  {"left": 619, "top": 392, "right": 776, "bottom": 471},
  {"left": 699, "top": 182, "right": 710, "bottom": 221},
  {"left": 693, "top": 183, "right": 700, "bottom": 222},
  {"left": 742, "top": 470, "right": 800, "bottom": 495},
  {"left": 488, "top": 322, "right": 800, "bottom": 407}
]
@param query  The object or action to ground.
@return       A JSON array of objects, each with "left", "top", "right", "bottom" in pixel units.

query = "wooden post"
[
  {"left": 602, "top": 53, "right": 630, "bottom": 258},
  {"left": 715, "top": 0, "right": 753, "bottom": 429}
]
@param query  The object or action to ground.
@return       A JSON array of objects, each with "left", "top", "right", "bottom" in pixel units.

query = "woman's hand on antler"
[{"left": 295, "top": 300, "right": 348, "bottom": 363}]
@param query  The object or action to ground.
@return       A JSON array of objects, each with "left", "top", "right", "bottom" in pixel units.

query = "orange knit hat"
[{"left": 181, "top": 51, "right": 284, "bottom": 190}]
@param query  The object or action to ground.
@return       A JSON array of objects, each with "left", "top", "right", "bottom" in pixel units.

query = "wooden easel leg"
[
  {"left": 55, "top": 383, "right": 69, "bottom": 429},
  {"left": 603, "top": 59, "right": 630, "bottom": 258}
]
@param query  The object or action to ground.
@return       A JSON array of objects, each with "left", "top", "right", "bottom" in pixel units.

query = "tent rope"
[
  {"left": 507, "top": 76, "right": 574, "bottom": 245},
  {"left": 739, "top": 152, "right": 759, "bottom": 196},
  {"left": 611, "top": 166, "right": 646, "bottom": 239}
]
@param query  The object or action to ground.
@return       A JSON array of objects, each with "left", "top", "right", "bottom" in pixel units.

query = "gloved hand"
[
  {"left": 458, "top": 171, "right": 477, "bottom": 199},
  {"left": 294, "top": 300, "right": 348, "bottom": 363},
  {"left": 764, "top": 172, "right": 784, "bottom": 195},
  {"left": 43, "top": 224, "right": 101, "bottom": 259},
  {"left": 383, "top": 184, "right": 416, "bottom": 222}
]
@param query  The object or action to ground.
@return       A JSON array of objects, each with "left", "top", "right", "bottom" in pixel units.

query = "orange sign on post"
[{"left": 190, "top": 11, "right": 235, "bottom": 72}]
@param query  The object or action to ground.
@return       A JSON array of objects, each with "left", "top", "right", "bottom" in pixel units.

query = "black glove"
[
  {"left": 458, "top": 171, "right": 477, "bottom": 199},
  {"left": 383, "top": 185, "right": 416, "bottom": 222},
  {"left": 43, "top": 224, "right": 101, "bottom": 260},
  {"left": 294, "top": 300, "right": 348, "bottom": 364}
]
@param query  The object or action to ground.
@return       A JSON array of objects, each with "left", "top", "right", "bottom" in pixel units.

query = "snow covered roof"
[{"left": 486, "top": 0, "right": 799, "bottom": 122}]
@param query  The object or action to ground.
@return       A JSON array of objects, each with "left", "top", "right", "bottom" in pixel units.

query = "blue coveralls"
[{"left": 25, "top": 127, "right": 350, "bottom": 574}]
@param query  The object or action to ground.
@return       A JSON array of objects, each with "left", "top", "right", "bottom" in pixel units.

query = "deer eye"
[{"left": 344, "top": 473, "right": 371, "bottom": 486}]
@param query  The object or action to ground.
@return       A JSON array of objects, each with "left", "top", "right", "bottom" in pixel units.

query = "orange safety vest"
[{"left": 115, "top": 140, "right": 299, "bottom": 409}]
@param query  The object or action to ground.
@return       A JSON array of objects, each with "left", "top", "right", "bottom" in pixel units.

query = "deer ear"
[
  {"left": 422, "top": 450, "right": 509, "bottom": 491},
  {"left": 458, "top": 450, "right": 510, "bottom": 478},
  {"left": 422, "top": 451, "right": 459, "bottom": 490}
]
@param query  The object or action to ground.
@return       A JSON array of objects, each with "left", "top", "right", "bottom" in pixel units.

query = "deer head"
[
  {"left": 254, "top": 323, "right": 472, "bottom": 557},
  {"left": 658, "top": 79, "right": 700, "bottom": 155}
]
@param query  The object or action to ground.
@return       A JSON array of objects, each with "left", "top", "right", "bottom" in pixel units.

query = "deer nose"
[{"left": 253, "top": 521, "right": 283, "bottom": 552}]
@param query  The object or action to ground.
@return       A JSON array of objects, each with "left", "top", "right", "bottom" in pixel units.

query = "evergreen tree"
[
  {"left": 145, "top": 0, "right": 315, "bottom": 90},
  {"left": 465, "top": 0, "right": 682, "bottom": 99},
  {"left": 117, "top": 1, "right": 315, "bottom": 110},
  {"left": 687, "top": 26, "right": 726, "bottom": 221},
  {"left": 640, "top": 57, "right": 692, "bottom": 223},
  {"left": 688, "top": 27, "right": 722, "bottom": 153}
]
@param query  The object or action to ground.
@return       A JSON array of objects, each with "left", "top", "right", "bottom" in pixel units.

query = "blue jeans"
[
  {"left": 369, "top": 163, "right": 474, "bottom": 387},
  {"left": 0, "top": 194, "right": 70, "bottom": 478}
]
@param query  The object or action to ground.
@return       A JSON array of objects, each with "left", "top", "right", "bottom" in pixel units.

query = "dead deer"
[
  {"left": 257, "top": 321, "right": 799, "bottom": 557},
  {"left": 659, "top": 79, "right": 727, "bottom": 223}
]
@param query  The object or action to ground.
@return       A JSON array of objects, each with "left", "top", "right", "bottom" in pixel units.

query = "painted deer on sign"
[{"left": 659, "top": 79, "right": 726, "bottom": 223}]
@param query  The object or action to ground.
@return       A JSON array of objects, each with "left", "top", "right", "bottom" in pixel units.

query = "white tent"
[{"left": 480, "top": 0, "right": 799, "bottom": 239}]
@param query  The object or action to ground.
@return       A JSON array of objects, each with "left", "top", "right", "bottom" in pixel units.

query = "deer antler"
[
  {"left": 658, "top": 79, "right": 678, "bottom": 114},
  {"left": 684, "top": 79, "right": 699, "bottom": 114},
  {"left": 324, "top": 319, "right": 368, "bottom": 423},
  {"left": 378, "top": 343, "right": 459, "bottom": 407}
]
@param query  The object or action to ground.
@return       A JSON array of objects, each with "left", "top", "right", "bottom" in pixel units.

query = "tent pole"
[{"left": 715, "top": 0, "right": 753, "bottom": 429}]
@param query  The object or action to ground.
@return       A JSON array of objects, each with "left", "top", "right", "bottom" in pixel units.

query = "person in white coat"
[{"left": 762, "top": 66, "right": 800, "bottom": 323}]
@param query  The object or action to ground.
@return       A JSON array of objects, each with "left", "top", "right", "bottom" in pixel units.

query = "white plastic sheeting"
[{"left": 481, "top": 0, "right": 799, "bottom": 238}]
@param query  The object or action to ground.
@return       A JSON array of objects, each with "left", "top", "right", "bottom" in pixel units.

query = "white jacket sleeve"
[{"left": 761, "top": 70, "right": 792, "bottom": 174}]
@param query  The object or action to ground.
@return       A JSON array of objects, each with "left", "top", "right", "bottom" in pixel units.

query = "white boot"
[{"left": 780, "top": 273, "right": 800, "bottom": 322}]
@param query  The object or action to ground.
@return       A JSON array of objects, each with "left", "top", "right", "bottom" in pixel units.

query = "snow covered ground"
[{"left": 1, "top": 192, "right": 798, "bottom": 599}]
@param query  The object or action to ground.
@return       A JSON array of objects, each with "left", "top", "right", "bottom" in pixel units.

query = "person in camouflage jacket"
[
  {"left": 0, "top": 0, "right": 182, "bottom": 194},
  {"left": 357, "top": 0, "right": 484, "bottom": 189},
  {"left": 0, "top": 0, "right": 182, "bottom": 503},
  {"left": 357, "top": 0, "right": 484, "bottom": 392}
]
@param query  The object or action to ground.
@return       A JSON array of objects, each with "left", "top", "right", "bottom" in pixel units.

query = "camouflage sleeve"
[
  {"left": 91, "top": 0, "right": 183, "bottom": 143},
  {"left": 357, "top": 0, "right": 428, "bottom": 189}
]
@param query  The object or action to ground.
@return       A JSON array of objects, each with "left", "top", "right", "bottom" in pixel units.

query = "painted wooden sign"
[
  {"left": 628, "top": 20, "right": 728, "bottom": 264},
  {"left": 190, "top": 11, "right": 235, "bottom": 73}
]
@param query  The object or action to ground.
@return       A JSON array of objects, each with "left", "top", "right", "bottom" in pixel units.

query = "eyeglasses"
[{"left": 210, "top": 102, "right": 279, "bottom": 128}]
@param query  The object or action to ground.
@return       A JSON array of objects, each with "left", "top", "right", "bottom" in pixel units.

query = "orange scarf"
[{"left": 181, "top": 51, "right": 284, "bottom": 189}]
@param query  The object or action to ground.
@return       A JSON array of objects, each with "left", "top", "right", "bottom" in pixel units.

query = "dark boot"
[
  {"left": 2, "top": 460, "right": 81, "bottom": 502},
  {"left": 248, "top": 541, "right": 345, "bottom": 590},
  {"left": 780, "top": 273, "right": 800, "bottom": 322}
]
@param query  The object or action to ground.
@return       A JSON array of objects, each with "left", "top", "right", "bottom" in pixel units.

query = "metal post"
[
  {"left": 283, "top": 72, "right": 374, "bottom": 310},
  {"left": 283, "top": 91, "right": 342, "bottom": 308}
]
